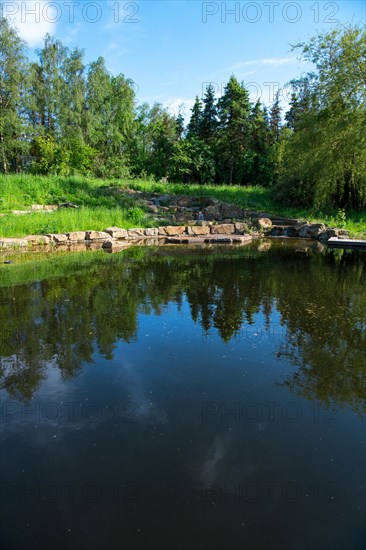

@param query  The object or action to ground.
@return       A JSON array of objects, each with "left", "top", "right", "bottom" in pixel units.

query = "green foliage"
[
  {"left": 169, "top": 138, "right": 215, "bottom": 183},
  {"left": 279, "top": 25, "right": 366, "bottom": 210},
  {"left": 0, "top": 17, "right": 29, "bottom": 173},
  {"left": 1, "top": 19, "right": 366, "bottom": 210},
  {"left": 216, "top": 76, "right": 252, "bottom": 184},
  {"left": 336, "top": 208, "right": 347, "bottom": 228}
]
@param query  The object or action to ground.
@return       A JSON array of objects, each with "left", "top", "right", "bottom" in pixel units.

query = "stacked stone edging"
[{"left": 0, "top": 218, "right": 350, "bottom": 250}]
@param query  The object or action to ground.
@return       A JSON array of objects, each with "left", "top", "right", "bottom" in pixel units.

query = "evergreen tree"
[
  {"left": 269, "top": 90, "right": 282, "bottom": 142},
  {"left": 175, "top": 105, "right": 185, "bottom": 140},
  {"left": 187, "top": 96, "right": 202, "bottom": 138},
  {"left": 200, "top": 84, "right": 217, "bottom": 141},
  {"left": 217, "top": 76, "right": 252, "bottom": 184},
  {"left": 249, "top": 100, "right": 273, "bottom": 185}
]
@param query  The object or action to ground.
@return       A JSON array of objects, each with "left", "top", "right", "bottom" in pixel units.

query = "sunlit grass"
[{"left": 0, "top": 174, "right": 365, "bottom": 238}]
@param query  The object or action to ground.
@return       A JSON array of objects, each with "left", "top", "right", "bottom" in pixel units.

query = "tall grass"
[{"left": 0, "top": 174, "right": 365, "bottom": 238}]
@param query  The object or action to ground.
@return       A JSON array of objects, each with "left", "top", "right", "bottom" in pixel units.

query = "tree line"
[{"left": 1, "top": 18, "right": 365, "bottom": 209}]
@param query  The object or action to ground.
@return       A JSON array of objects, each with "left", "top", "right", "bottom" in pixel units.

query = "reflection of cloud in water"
[
  {"left": 199, "top": 423, "right": 269, "bottom": 484},
  {"left": 200, "top": 436, "right": 226, "bottom": 483},
  {"left": 118, "top": 362, "right": 168, "bottom": 426}
]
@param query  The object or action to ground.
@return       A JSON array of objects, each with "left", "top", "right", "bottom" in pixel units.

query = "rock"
[
  {"left": 66, "top": 231, "right": 87, "bottom": 242},
  {"left": 205, "top": 236, "right": 233, "bottom": 243},
  {"left": 187, "top": 225, "right": 210, "bottom": 236},
  {"left": 243, "top": 210, "right": 260, "bottom": 218},
  {"left": 257, "top": 217, "right": 273, "bottom": 230},
  {"left": 30, "top": 204, "right": 57, "bottom": 212},
  {"left": 318, "top": 228, "right": 339, "bottom": 242},
  {"left": 270, "top": 217, "right": 301, "bottom": 226},
  {"left": 11, "top": 210, "right": 30, "bottom": 215},
  {"left": 295, "top": 221, "right": 309, "bottom": 231},
  {"left": 59, "top": 202, "right": 78, "bottom": 209},
  {"left": 210, "top": 224, "right": 235, "bottom": 235},
  {"left": 163, "top": 226, "right": 187, "bottom": 236},
  {"left": 146, "top": 205, "right": 158, "bottom": 213},
  {"left": 46, "top": 233, "right": 69, "bottom": 244},
  {"left": 127, "top": 228, "right": 145, "bottom": 238},
  {"left": 234, "top": 222, "right": 249, "bottom": 234},
  {"left": 104, "top": 227, "right": 128, "bottom": 239},
  {"left": 299, "top": 223, "right": 325, "bottom": 239},
  {"left": 269, "top": 226, "right": 299, "bottom": 238},
  {"left": 144, "top": 228, "right": 159, "bottom": 237},
  {"left": 85, "top": 231, "right": 111, "bottom": 241},
  {"left": 158, "top": 227, "right": 168, "bottom": 236},
  {"left": 24, "top": 235, "right": 51, "bottom": 245},
  {"left": 204, "top": 204, "right": 222, "bottom": 221},
  {"left": 177, "top": 197, "right": 201, "bottom": 208},
  {"left": 221, "top": 204, "right": 244, "bottom": 219}
]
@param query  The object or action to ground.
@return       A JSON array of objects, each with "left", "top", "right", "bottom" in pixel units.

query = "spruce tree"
[
  {"left": 200, "top": 84, "right": 217, "bottom": 141},
  {"left": 217, "top": 76, "right": 252, "bottom": 184},
  {"left": 269, "top": 90, "right": 282, "bottom": 142},
  {"left": 187, "top": 96, "right": 202, "bottom": 138}
]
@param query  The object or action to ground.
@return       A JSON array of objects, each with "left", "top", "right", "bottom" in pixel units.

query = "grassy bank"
[{"left": 0, "top": 174, "right": 365, "bottom": 238}]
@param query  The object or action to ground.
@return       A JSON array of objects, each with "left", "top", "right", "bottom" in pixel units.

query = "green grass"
[{"left": 0, "top": 174, "right": 365, "bottom": 238}]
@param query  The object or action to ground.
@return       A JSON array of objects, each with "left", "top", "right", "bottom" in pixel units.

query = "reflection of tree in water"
[
  {"left": 275, "top": 250, "right": 366, "bottom": 414},
  {"left": 0, "top": 247, "right": 365, "bottom": 413}
]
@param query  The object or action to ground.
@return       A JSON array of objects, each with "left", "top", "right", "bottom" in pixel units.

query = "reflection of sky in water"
[{"left": 0, "top": 246, "right": 365, "bottom": 550}]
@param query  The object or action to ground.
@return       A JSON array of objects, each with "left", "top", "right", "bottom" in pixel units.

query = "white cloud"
[
  {"left": 165, "top": 97, "right": 194, "bottom": 119},
  {"left": 2, "top": 1, "right": 57, "bottom": 47},
  {"left": 231, "top": 57, "right": 294, "bottom": 70}
]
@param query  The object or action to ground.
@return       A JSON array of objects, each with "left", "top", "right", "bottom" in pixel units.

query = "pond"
[{"left": 0, "top": 241, "right": 365, "bottom": 550}]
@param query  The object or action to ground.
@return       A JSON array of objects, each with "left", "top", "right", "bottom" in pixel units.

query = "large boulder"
[
  {"left": 163, "top": 225, "right": 187, "bottom": 236},
  {"left": 210, "top": 224, "right": 235, "bottom": 235},
  {"left": 299, "top": 223, "right": 326, "bottom": 239},
  {"left": 144, "top": 228, "right": 159, "bottom": 237},
  {"left": 24, "top": 235, "right": 51, "bottom": 245},
  {"left": 67, "top": 231, "right": 87, "bottom": 242},
  {"left": 187, "top": 225, "right": 210, "bottom": 236},
  {"left": 85, "top": 231, "right": 111, "bottom": 241},
  {"left": 46, "top": 233, "right": 69, "bottom": 244},
  {"left": 127, "top": 228, "right": 145, "bottom": 238},
  {"left": 257, "top": 217, "right": 273, "bottom": 230},
  {"left": 105, "top": 227, "right": 128, "bottom": 239}
]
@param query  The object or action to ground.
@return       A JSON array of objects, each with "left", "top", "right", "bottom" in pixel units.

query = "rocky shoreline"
[{"left": 0, "top": 193, "right": 350, "bottom": 252}]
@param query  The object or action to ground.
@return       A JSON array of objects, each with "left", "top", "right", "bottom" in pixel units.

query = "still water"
[{"left": 0, "top": 241, "right": 365, "bottom": 550}]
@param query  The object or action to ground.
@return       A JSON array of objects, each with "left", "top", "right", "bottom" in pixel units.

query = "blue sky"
[{"left": 2, "top": 0, "right": 365, "bottom": 117}]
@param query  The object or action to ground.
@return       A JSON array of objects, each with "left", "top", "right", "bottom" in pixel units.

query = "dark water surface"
[{"left": 0, "top": 241, "right": 365, "bottom": 550}]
